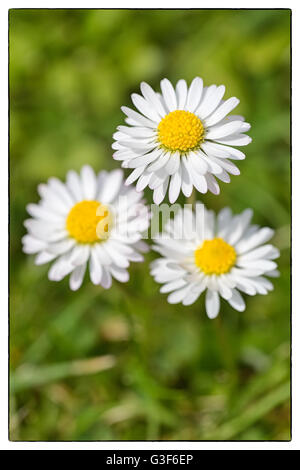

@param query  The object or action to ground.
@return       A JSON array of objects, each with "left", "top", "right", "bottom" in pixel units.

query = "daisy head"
[
  {"left": 22, "top": 166, "right": 150, "bottom": 291},
  {"left": 150, "top": 205, "right": 279, "bottom": 318},
  {"left": 113, "top": 77, "right": 251, "bottom": 204}
]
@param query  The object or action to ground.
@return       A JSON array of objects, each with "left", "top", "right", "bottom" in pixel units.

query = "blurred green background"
[{"left": 9, "top": 9, "right": 290, "bottom": 441}]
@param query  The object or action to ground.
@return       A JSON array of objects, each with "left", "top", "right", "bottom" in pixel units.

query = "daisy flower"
[
  {"left": 150, "top": 206, "right": 279, "bottom": 318},
  {"left": 113, "top": 77, "right": 251, "bottom": 204},
  {"left": 22, "top": 166, "right": 150, "bottom": 291}
]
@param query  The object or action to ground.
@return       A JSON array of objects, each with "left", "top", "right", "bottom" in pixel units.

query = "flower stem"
[{"left": 213, "top": 316, "right": 238, "bottom": 390}]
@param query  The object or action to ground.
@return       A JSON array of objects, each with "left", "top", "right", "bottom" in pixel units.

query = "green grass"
[{"left": 9, "top": 9, "right": 290, "bottom": 441}]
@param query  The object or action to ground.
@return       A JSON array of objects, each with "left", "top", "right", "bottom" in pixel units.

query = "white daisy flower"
[
  {"left": 150, "top": 206, "right": 279, "bottom": 318},
  {"left": 22, "top": 166, "right": 150, "bottom": 291},
  {"left": 113, "top": 77, "right": 251, "bottom": 204}
]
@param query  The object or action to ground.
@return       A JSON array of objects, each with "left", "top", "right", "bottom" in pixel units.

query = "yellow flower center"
[
  {"left": 66, "top": 200, "right": 112, "bottom": 243},
  {"left": 157, "top": 110, "right": 204, "bottom": 153},
  {"left": 194, "top": 238, "right": 237, "bottom": 275}
]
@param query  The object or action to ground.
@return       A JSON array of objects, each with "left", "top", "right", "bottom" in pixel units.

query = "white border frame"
[{"left": 2, "top": 1, "right": 297, "bottom": 450}]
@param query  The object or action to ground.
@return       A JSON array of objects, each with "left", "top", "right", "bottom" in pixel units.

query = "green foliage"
[{"left": 9, "top": 9, "right": 290, "bottom": 441}]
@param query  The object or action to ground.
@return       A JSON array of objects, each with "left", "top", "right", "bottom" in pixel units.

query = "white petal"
[
  {"left": 24, "top": 220, "right": 66, "bottom": 242},
  {"left": 205, "top": 97, "right": 240, "bottom": 127},
  {"left": 235, "top": 228, "right": 274, "bottom": 254},
  {"left": 112, "top": 130, "right": 128, "bottom": 141},
  {"left": 47, "top": 238, "right": 76, "bottom": 255},
  {"left": 117, "top": 125, "right": 155, "bottom": 138},
  {"left": 186, "top": 77, "right": 203, "bottom": 112},
  {"left": 227, "top": 289, "right": 246, "bottom": 312},
  {"left": 266, "top": 269, "right": 280, "bottom": 278},
  {"left": 104, "top": 243, "right": 129, "bottom": 268},
  {"left": 205, "top": 290, "right": 220, "bottom": 319},
  {"left": 98, "top": 169, "right": 123, "bottom": 203},
  {"left": 109, "top": 265, "right": 129, "bottom": 283},
  {"left": 215, "top": 134, "right": 252, "bottom": 146},
  {"left": 168, "top": 167, "right": 182, "bottom": 203},
  {"left": 147, "top": 151, "right": 170, "bottom": 172},
  {"left": 182, "top": 289, "right": 201, "bottom": 306},
  {"left": 232, "top": 267, "right": 265, "bottom": 278},
  {"left": 69, "top": 244, "right": 90, "bottom": 266},
  {"left": 112, "top": 141, "right": 134, "bottom": 152},
  {"left": 94, "top": 243, "right": 112, "bottom": 265},
  {"left": 35, "top": 251, "right": 57, "bottom": 265},
  {"left": 69, "top": 263, "right": 86, "bottom": 291},
  {"left": 217, "top": 207, "right": 233, "bottom": 237},
  {"left": 190, "top": 170, "right": 208, "bottom": 194},
  {"left": 223, "top": 114, "right": 245, "bottom": 123},
  {"left": 128, "top": 148, "right": 161, "bottom": 169},
  {"left": 181, "top": 156, "right": 193, "bottom": 197},
  {"left": 140, "top": 82, "right": 166, "bottom": 118},
  {"left": 65, "top": 170, "right": 84, "bottom": 202},
  {"left": 212, "top": 158, "right": 240, "bottom": 175},
  {"left": 96, "top": 170, "right": 108, "bottom": 196},
  {"left": 206, "top": 121, "right": 244, "bottom": 139},
  {"left": 237, "top": 259, "right": 277, "bottom": 272},
  {"left": 81, "top": 165, "right": 97, "bottom": 200},
  {"left": 168, "top": 285, "right": 191, "bottom": 304},
  {"left": 119, "top": 139, "right": 154, "bottom": 151},
  {"left": 26, "top": 203, "right": 64, "bottom": 222},
  {"left": 160, "top": 278, "right": 187, "bottom": 293},
  {"left": 136, "top": 172, "right": 153, "bottom": 192},
  {"left": 176, "top": 79, "right": 188, "bottom": 109},
  {"left": 121, "top": 106, "right": 157, "bottom": 128},
  {"left": 127, "top": 252, "right": 144, "bottom": 262},
  {"left": 131, "top": 93, "right": 161, "bottom": 122},
  {"left": 48, "top": 177, "right": 75, "bottom": 206},
  {"left": 199, "top": 85, "right": 226, "bottom": 120},
  {"left": 108, "top": 240, "right": 134, "bottom": 256},
  {"left": 203, "top": 209, "right": 216, "bottom": 239},
  {"left": 100, "top": 266, "right": 112, "bottom": 289},
  {"left": 125, "top": 166, "right": 146, "bottom": 186},
  {"left": 202, "top": 141, "right": 246, "bottom": 160},
  {"left": 160, "top": 78, "right": 177, "bottom": 112},
  {"left": 205, "top": 174, "right": 220, "bottom": 195},
  {"left": 252, "top": 278, "right": 273, "bottom": 293},
  {"left": 251, "top": 278, "right": 274, "bottom": 292},
  {"left": 246, "top": 279, "right": 268, "bottom": 295},
  {"left": 188, "top": 151, "right": 209, "bottom": 174},
  {"left": 148, "top": 169, "right": 167, "bottom": 190},
  {"left": 234, "top": 278, "right": 256, "bottom": 296},
  {"left": 165, "top": 151, "right": 180, "bottom": 175},
  {"left": 38, "top": 182, "right": 70, "bottom": 211},
  {"left": 239, "top": 244, "right": 280, "bottom": 262},
  {"left": 215, "top": 169, "right": 231, "bottom": 183},
  {"left": 48, "top": 257, "right": 74, "bottom": 282},
  {"left": 227, "top": 209, "right": 253, "bottom": 245},
  {"left": 89, "top": 248, "right": 103, "bottom": 285},
  {"left": 217, "top": 277, "right": 233, "bottom": 300},
  {"left": 37, "top": 185, "right": 70, "bottom": 215},
  {"left": 22, "top": 235, "right": 47, "bottom": 254},
  {"left": 201, "top": 155, "right": 223, "bottom": 175},
  {"left": 133, "top": 240, "right": 149, "bottom": 253},
  {"left": 196, "top": 85, "right": 217, "bottom": 117},
  {"left": 153, "top": 178, "right": 169, "bottom": 205},
  {"left": 240, "top": 122, "right": 251, "bottom": 132}
]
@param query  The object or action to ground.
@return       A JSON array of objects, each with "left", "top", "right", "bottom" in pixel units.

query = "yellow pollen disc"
[
  {"left": 157, "top": 110, "right": 204, "bottom": 152},
  {"left": 194, "top": 238, "right": 237, "bottom": 275},
  {"left": 66, "top": 200, "right": 112, "bottom": 244}
]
